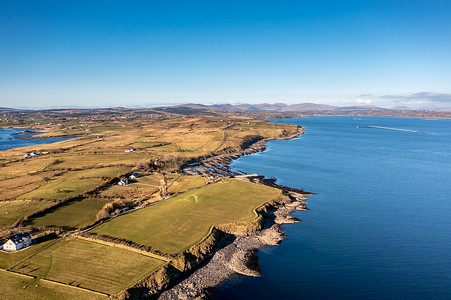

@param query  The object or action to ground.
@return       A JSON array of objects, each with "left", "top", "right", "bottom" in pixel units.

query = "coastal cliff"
[{"left": 117, "top": 125, "right": 313, "bottom": 299}]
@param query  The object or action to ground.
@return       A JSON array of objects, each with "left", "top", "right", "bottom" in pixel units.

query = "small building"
[
  {"left": 125, "top": 148, "right": 135, "bottom": 153},
  {"left": 129, "top": 173, "right": 140, "bottom": 179},
  {"left": 3, "top": 233, "right": 32, "bottom": 251},
  {"left": 23, "top": 152, "right": 38, "bottom": 159},
  {"left": 118, "top": 178, "right": 129, "bottom": 186}
]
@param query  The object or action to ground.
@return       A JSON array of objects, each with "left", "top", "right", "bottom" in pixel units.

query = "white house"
[
  {"left": 23, "top": 152, "right": 38, "bottom": 159},
  {"left": 118, "top": 178, "right": 129, "bottom": 186},
  {"left": 125, "top": 148, "right": 135, "bottom": 153},
  {"left": 3, "top": 233, "right": 32, "bottom": 251},
  {"left": 129, "top": 173, "right": 140, "bottom": 179}
]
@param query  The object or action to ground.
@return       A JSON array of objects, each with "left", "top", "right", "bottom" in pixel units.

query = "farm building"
[
  {"left": 23, "top": 152, "right": 38, "bottom": 159},
  {"left": 118, "top": 178, "right": 129, "bottom": 186},
  {"left": 129, "top": 173, "right": 140, "bottom": 179},
  {"left": 3, "top": 233, "right": 32, "bottom": 251},
  {"left": 125, "top": 148, "right": 135, "bottom": 153}
]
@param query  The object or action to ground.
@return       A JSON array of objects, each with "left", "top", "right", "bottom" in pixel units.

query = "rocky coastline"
[{"left": 158, "top": 125, "right": 313, "bottom": 299}]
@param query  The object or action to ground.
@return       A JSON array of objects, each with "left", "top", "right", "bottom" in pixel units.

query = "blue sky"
[{"left": 1, "top": 0, "right": 450, "bottom": 109}]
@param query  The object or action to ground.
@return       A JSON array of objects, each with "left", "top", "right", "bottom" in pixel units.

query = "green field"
[
  {"left": 11, "top": 238, "right": 165, "bottom": 295},
  {"left": 166, "top": 175, "right": 207, "bottom": 194},
  {"left": 0, "top": 270, "right": 106, "bottom": 300},
  {"left": 24, "top": 198, "right": 112, "bottom": 228},
  {"left": 0, "top": 201, "right": 52, "bottom": 228},
  {"left": 92, "top": 180, "right": 282, "bottom": 254},
  {"left": 0, "top": 236, "right": 59, "bottom": 269},
  {"left": 17, "top": 166, "right": 129, "bottom": 200},
  {"left": 0, "top": 113, "right": 300, "bottom": 298}
]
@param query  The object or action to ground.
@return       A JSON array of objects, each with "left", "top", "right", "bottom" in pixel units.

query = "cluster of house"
[
  {"left": 117, "top": 173, "right": 140, "bottom": 186},
  {"left": 23, "top": 152, "right": 38, "bottom": 159},
  {"left": 2, "top": 233, "right": 32, "bottom": 251},
  {"left": 23, "top": 151, "right": 48, "bottom": 159}
]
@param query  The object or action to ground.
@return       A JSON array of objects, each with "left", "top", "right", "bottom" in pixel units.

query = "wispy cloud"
[
  {"left": 355, "top": 98, "right": 373, "bottom": 104},
  {"left": 382, "top": 92, "right": 451, "bottom": 105}
]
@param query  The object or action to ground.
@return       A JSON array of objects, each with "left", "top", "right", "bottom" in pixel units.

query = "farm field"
[
  {"left": 0, "top": 172, "right": 59, "bottom": 200},
  {"left": 0, "top": 109, "right": 300, "bottom": 297},
  {"left": 0, "top": 270, "right": 106, "bottom": 300},
  {"left": 0, "top": 200, "right": 52, "bottom": 229},
  {"left": 165, "top": 174, "right": 207, "bottom": 195},
  {"left": 17, "top": 166, "right": 129, "bottom": 200},
  {"left": 11, "top": 238, "right": 165, "bottom": 295},
  {"left": 92, "top": 179, "right": 282, "bottom": 254},
  {"left": 24, "top": 198, "right": 112, "bottom": 229},
  {"left": 0, "top": 236, "right": 59, "bottom": 269}
]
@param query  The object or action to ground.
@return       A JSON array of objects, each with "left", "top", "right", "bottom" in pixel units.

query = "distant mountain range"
[
  {"left": 1, "top": 103, "right": 450, "bottom": 113},
  {"left": 175, "top": 103, "right": 451, "bottom": 113}
]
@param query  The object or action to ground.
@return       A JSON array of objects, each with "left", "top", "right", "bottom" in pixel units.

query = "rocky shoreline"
[
  {"left": 180, "top": 126, "right": 305, "bottom": 178},
  {"left": 159, "top": 192, "right": 310, "bottom": 300},
  {"left": 159, "top": 126, "right": 312, "bottom": 299}
]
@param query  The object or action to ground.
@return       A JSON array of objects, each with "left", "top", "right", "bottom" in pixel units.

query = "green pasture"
[
  {"left": 0, "top": 236, "right": 59, "bottom": 269},
  {"left": 0, "top": 270, "right": 106, "bottom": 300},
  {"left": 17, "top": 167, "right": 128, "bottom": 200},
  {"left": 11, "top": 238, "right": 164, "bottom": 295},
  {"left": 52, "top": 153, "right": 143, "bottom": 169},
  {"left": 0, "top": 201, "right": 52, "bottom": 229},
  {"left": 92, "top": 180, "right": 281, "bottom": 254},
  {"left": 24, "top": 198, "right": 111, "bottom": 229},
  {"left": 166, "top": 175, "right": 206, "bottom": 194}
]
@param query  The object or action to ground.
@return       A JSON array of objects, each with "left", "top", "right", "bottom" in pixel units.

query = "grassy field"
[
  {"left": 0, "top": 270, "right": 106, "bottom": 300},
  {"left": 98, "top": 184, "right": 160, "bottom": 201},
  {"left": 0, "top": 201, "right": 52, "bottom": 228},
  {"left": 0, "top": 113, "right": 299, "bottom": 297},
  {"left": 0, "top": 236, "right": 59, "bottom": 269},
  {"left": 11, "top": 238, "right": 165, "bottom": 295},
  {"left": 92, "top": 180, "right": 282, "bottom": 254},
  {"left": 24, "top": 198, "right": 112, "bottom": 229},
  {"left": 0, "top": 172, "right": 59, "bottom": 200},
  {"left": 51, "top": 153, "right": 147, "bottom": 170},
  {"left": 17, "top": 166, "right": 129, "bottom": 200},
  {"left": 165, "top": 174, "right": 207, "bottom": 195}
]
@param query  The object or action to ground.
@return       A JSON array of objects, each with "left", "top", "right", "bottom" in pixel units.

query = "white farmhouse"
[
  {"left": 3, "top": 233, "right": 32, "bottom": 251},
  {"left": 118, "top": 178, "right": 129, "bottom": 186},
  {"left": 125, "top": 148, "right": 135, "bottom": 153},
  {"left": 129, "top": 173, "right": 140, "bottom": 179},
  {"left": 23, "top": 152, "right": 38, "bottom": 159}
]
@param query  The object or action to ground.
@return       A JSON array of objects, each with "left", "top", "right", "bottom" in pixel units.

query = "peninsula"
[{"left": 0, "top": 107, "right": 312, "bottom": 299}]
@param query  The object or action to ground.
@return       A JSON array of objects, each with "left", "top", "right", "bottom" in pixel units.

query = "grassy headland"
[{"left": 0, "top": 108, "right": 303, "bottom": 298}]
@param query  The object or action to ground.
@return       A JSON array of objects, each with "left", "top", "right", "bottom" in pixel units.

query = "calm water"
[
  {"left": 0, "top": 128, "right": 72, "bottom": 151},
  {"left": 214, "top": 116, "right": 451, "bottom": 300}
]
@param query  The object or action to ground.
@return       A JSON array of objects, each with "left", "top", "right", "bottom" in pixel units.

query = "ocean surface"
[
  {"left": 0, "top": 128, "right": 72, "bottom": 151},
  {"left": 214, "top": 116, "right": 451, "bottom": 300}
]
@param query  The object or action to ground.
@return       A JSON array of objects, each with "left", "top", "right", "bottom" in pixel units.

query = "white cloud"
[{"left": 355, "top": 98, "right": 373, "bottom": 104}]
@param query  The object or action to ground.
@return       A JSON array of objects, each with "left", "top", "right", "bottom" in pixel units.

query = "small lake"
[
  {"left": 0, "top": 128, "right": 72, "bottom": 151},
  {"left": 214, "top": 116, "right": 451, "bottom": 300}
]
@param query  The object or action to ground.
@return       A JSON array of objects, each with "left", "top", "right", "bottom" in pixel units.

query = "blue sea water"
[
  {"left": 214, "top": 116, "right": 451, "bottom": 300},
  {"left": 0, "top": 128, "right": 72, "bottom": 151}
]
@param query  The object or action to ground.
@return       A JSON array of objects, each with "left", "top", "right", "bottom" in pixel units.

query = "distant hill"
[
  {"left": 166, "top": 103, "right": 451, "bottom": 118},
  {"left": 175, "top": 103, "right": 393, "bottom": 112},
  {"left": 391, "top": 106, "right": 414, "bottom": 110},
  {"left": 335, "top": 105, "right": 387, "bottom": 111},
  {"left": 182, "top": 103, "right": 338, "bottom": 112},
  {"left": 417, "top": 107, "right": 451, "bottom": 112}
]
